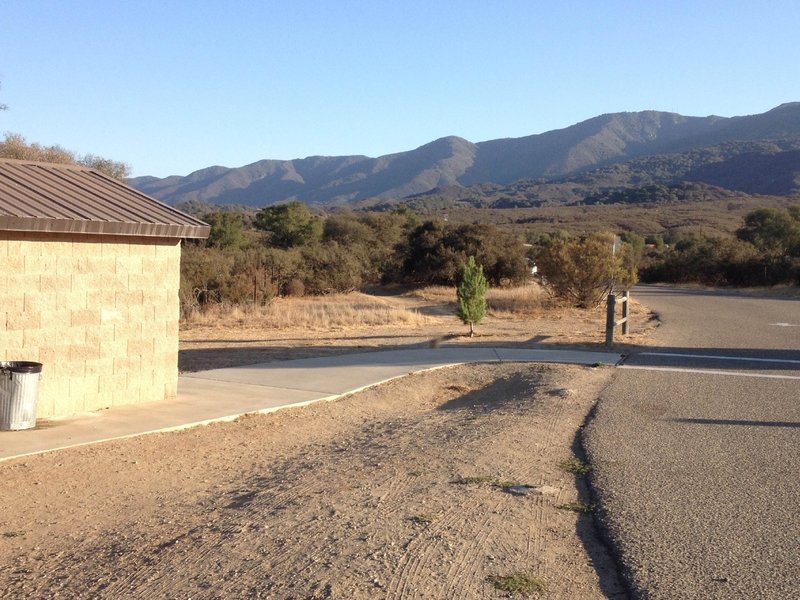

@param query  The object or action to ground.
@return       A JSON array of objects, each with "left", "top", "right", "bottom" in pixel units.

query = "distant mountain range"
[{"left": 129, "top": 103, "right": 800, "bottom": 208}]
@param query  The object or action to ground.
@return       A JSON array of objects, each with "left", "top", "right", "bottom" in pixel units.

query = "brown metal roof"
[{"left": 0, "top": 159, "right": 209, "bottom": 238}]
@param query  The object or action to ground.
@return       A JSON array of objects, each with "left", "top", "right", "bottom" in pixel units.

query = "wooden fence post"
[
  {"left": 605, "top": 293, "right": 616, "bottom": 347},
  {"left": 621, "top": 290, "right": 629, "bottom": 335}
]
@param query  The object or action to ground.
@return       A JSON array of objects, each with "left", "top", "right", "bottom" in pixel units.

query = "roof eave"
[{"left": 0, "top": 215, "right": 211, "bottom": 239}]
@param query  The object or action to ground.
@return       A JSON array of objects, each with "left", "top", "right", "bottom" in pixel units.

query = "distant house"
[{"left": 0, "top": 159, "right": 209, "bottom": 419}]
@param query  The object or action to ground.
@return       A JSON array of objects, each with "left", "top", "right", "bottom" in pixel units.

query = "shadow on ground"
[
  {"left": 571, "top": 420, "right": 632, "bottom": 600},
  {"left": 179, "top": 332, "right": 800, "bottom": 374}
]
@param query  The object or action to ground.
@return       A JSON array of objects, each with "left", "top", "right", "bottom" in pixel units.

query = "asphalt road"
[{"left": 584, "top": 285, "right": 800, "bottom": 600}]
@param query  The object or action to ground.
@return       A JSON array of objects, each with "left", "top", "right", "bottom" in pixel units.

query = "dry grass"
[
  {"left": 406, "top": 282, "right": 555, "bottom": 318},
  {"left": 486, "top": 284, "right": 556, "bottom": 318},
  {"left": 405, "top": 285, "right": 456, "bottom": 302},
  {"left": 182, "top": 292, "right": 431, "bottom": 330},
  {"left": 181, "top": 283, "right": 586, "bottom": 333},
  {"left": 486, "top": 572, "right": 548, "bottom": 596}
]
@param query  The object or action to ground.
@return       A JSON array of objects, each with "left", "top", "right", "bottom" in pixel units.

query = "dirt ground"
[
  {"left": 0, "top": 289, "right": 655, "bottom": 598},
  {"left": 0, "top": 363, "right": 626, "bottom": 599}
]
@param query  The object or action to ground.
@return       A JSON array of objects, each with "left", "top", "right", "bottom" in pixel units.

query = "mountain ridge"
[{"left": 129, "top": 104, "right": 800, "bottom": 206}]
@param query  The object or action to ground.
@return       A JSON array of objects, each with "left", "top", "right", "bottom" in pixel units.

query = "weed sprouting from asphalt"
[
  {"left": 557, "top": 501, "right": 593, "bottom": 513},
  {"left": 559, "top": 457, "right": 591, "bottom": 476}
]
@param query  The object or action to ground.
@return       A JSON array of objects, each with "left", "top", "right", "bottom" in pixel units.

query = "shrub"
[
  {"left": 299, "top": 243, "right": 364, "bottom": 294},
  {"left": 536, "top": 232, "right": 637, "bottom": 308},
  {"left": 179, "top": 244, "right": 234, "bottom": 309},
  {"left": 323, "top": 211, "right": 414, "bottom": 285},
  {"left": 284, "top": 278, "right": 305, "bottom": 297},
  {"left": 203, "top": 212, "right": 247, "bottom": 250},
  {"left": 255, "top": 201, "right": 323, "bottom": 248},
  {"left": 403, "top": 221, "right": 528, "bottom": 286}
]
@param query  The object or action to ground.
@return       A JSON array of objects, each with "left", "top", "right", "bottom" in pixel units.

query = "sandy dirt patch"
[{"left": 0, "top": 363, "right": 625, "bottom": 599}]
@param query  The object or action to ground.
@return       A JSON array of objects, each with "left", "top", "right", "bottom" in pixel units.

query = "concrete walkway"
[{"left": 0, "top": 347, "right": 622, "bottom": 462}]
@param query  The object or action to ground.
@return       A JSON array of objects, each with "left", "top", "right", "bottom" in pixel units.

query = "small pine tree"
[{"left": 457, "top": 256, "right": 488, "bottom": 337}]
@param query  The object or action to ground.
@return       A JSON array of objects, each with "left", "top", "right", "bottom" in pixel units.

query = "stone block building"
[{"left": 0, "top": 159, "right": 209, "bottom": 418}]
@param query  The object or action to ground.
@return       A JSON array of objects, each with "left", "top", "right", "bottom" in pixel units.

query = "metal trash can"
[{"left": 0, "top": 362, "right": 43, "bottom": 431}]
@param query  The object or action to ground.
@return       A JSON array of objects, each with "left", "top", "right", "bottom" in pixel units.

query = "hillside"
[
  {"left": 391, "top": 139, "right": 800, "bottom": 210},
  {"left": 129, "top": 104, "right": 800, "bottom": 207}
]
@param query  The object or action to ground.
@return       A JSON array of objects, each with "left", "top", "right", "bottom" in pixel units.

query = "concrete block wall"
[{"left": 0, "top": 232, "right": 181, "bottom": 418}]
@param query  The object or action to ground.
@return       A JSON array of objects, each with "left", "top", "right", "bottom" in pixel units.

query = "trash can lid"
[{"left": 0, "top": 361, "right": 43, "bottom": 374}]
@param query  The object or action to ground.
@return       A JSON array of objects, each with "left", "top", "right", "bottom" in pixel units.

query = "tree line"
[
  {"left": 0, "top": 133, "right": 130, "bottom": 180},
  {"left": 640, "top": 206, "right": 800, "bottom": 286},
  {"left": 184, "top": 201, "right": 800, "bottom": 315},
  {"left": 180, "top": 201, "right": 530, "bottom": 311}
]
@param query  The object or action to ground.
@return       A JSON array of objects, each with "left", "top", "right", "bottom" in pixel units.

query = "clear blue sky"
[{"left": 2, "top": 1, "right": 799, "bottom": 178}]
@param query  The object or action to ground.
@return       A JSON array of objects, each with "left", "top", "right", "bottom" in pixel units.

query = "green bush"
[
  {"left": 403, "top": 221, "right": 528, "bottom": 286},
  {"left": 254, "top": 201, "right": 323, "bottom": 248},
  {"left": 536, "top": 232, "right": 638, "bottom": 308},
  {"left": 203, "top": 212, "right": 247, "bottom": 250},
  {"left": 299, "top": 242, "right": 365, "bottom": 294}
]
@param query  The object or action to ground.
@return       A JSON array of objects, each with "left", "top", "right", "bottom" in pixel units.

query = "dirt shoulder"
[{"left": 0, "top": 363, "right": 625, "bottom": 599}]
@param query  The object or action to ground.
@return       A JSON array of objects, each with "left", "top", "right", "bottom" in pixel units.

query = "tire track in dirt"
[
  {"left": 93, "top": 461, "right": 333, "bottom": 596},
  {"left": 100, "top": 422, "right": 429, "bottom": 597},
  {"left": 442, "top": 509, "right": 498, "bottom": 599},
  {"left": 385, "top": 505, "right": 466, "bottom": 599}
]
